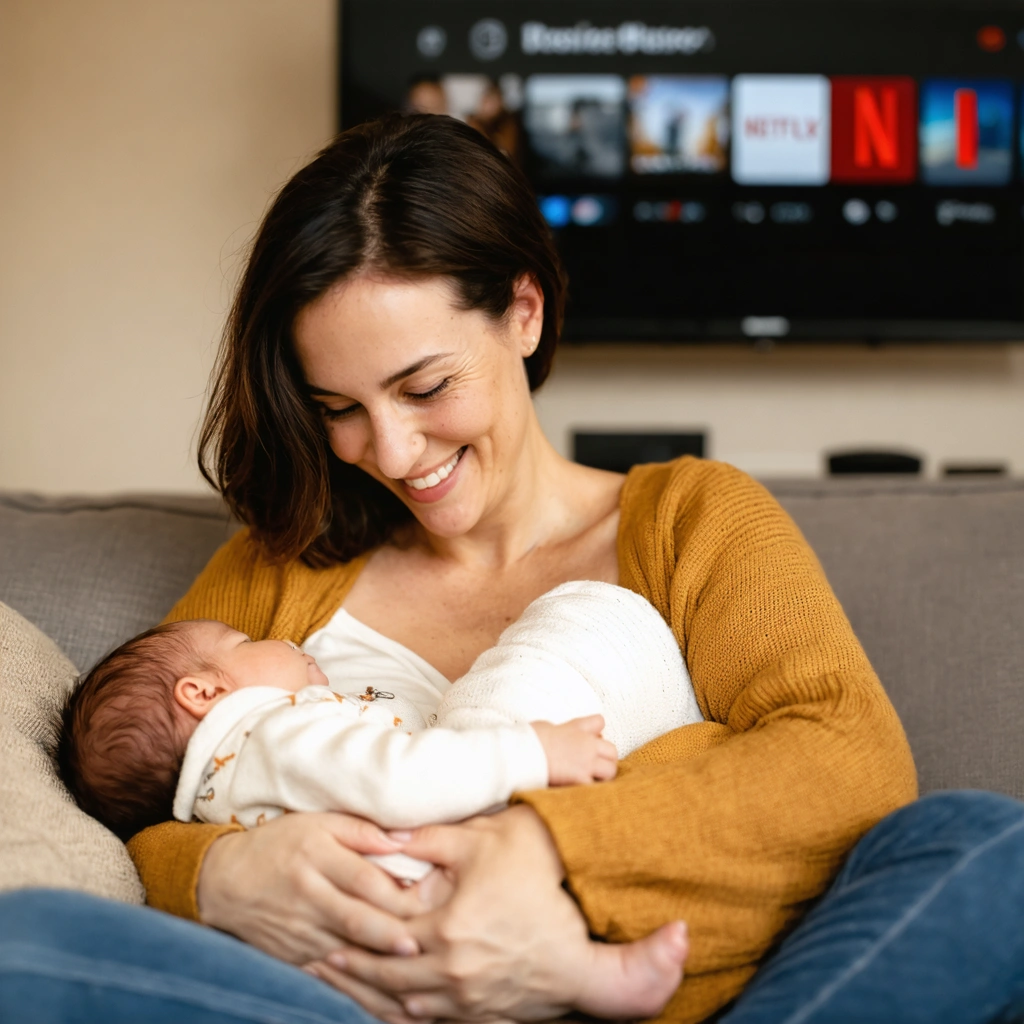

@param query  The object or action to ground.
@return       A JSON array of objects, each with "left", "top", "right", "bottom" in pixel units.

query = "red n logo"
[
  {"left": 854, "top": 87, "right": 899, "bottom": 168},
  {"left": 832, "top": 77, "right": 917, "bottom": 183}
]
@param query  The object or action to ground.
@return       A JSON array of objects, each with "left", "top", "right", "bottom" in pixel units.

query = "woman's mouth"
[{"left": 402, "top": 447, "right": 466, "bottom": 502}]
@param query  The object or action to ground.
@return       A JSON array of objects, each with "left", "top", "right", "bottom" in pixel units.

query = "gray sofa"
[{"left": 1, "top": 474, "right": 1022, "bottom": 809}]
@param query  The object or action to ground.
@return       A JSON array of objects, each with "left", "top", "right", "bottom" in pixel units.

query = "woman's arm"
[{"left": 514, "top": 460, "right": 918, "bottom": 1016}]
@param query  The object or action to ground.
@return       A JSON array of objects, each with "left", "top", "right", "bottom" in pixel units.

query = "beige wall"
[
  {"left": 1, "top": 1, "right": 1020, "bottom": 493},
  {"left": 535, "top": 343, "right": 1024, "bottom": 478},
  {"left": 0, "top": 0, "right": 335, "bottom": 493}
]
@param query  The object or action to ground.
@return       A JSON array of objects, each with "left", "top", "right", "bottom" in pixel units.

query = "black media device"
[
  {"left": 574, "top": 431, "right": 706, "bottom": 472},
  {"left": 340, "top": 0, "right": 1024, "bottom": 344}
]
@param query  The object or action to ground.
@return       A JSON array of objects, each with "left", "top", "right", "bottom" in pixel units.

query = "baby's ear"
[{"left": 173, "top": 674, "right": 229, "bottom": 719}]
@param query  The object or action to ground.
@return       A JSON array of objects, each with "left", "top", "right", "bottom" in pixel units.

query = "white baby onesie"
[
  {"left": 172, "top": 685, "right": 547, "bottom": 831},
  {"left": 174, "top": 581, "right": 703, "bottom": 876}
]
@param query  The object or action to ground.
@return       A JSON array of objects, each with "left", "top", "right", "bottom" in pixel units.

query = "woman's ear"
[
  {"left": 510, "top": 274, "right": 545, "bottom": 357},
  {"left": 174, "top": 674, "right": 232, "bottom": 720}
]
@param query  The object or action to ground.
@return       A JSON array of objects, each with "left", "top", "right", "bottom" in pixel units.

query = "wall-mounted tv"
[{"left": 340, "top": 0, "right": 1024, "bottom": 343}]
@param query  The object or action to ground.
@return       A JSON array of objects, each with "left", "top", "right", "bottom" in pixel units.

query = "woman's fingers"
[
  {"left": 325, "top": 945, "right": 447, "bottom": 995},
  {"left": 320, "top": 813, "right": 411, "bottom": 856},
  {"left": 317, "top": 836, "right": 427, "bottom": 921},
  {"left": 303, "top": 868, "right": 419, "bottom": 955},
  {"left": 400, "top": 823, "right": 475, "bottom": 868},
  {"left": 398, "top": 992, "right": 466, "bottom": 1020},
  {"left": 305, "top": 960, "right": 428, "bottom": 1024}
]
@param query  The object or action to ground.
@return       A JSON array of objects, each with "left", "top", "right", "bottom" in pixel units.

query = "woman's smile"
[{"left": 402, "top": 446, "right": 467, "bottom": 502}]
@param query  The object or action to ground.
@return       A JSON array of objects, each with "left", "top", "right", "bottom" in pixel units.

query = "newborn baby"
[
  {"left": 59, "top": 580, "right": 700, "bottom": 1019},
  {"left": 60, "top": 581, "right": 701, "bottom": 848}
]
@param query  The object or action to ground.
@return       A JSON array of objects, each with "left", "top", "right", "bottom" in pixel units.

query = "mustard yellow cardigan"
[{"left": 127, "top": 457, "right": 917, "bottom": 1023}]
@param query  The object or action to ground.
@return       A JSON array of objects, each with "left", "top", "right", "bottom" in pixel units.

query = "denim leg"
[
  {"left": 722, "top": 791, "right": 1024, "bottom": 1024},
  {"left": 0, "top": 888, "right": 380, "bottom": 1024}
]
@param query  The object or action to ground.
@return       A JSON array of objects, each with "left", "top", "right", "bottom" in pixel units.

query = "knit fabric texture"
[
  {"left": 437, "top": 579, "right": 702, "bottom": 756},
  {"left": 126, "top": 457, "right": 918, "bottom": 1023}
]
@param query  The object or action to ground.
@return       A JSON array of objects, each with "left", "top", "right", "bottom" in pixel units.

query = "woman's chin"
[{"left": 411, "top": 501, "right": 483, "bottom": 540}]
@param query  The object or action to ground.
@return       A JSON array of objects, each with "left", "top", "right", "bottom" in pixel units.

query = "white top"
[{"left": 303, "top": 608, "right": 451, "bottom": 726}]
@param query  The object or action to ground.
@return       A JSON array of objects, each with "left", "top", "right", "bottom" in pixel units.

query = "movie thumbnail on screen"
[
  {"left": 524, "top": 75, "right": 627, "bottom": 178},
  {"left": 920, "top": 79, "right": 1014, "bottom": 185},
  {"left": 628, "top": 75, "right": 730, "bottom": 174}
]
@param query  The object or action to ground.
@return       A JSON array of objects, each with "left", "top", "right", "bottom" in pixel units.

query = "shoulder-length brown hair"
[{"left": 199, "top": 114, "right": 567, "bottom": 567}]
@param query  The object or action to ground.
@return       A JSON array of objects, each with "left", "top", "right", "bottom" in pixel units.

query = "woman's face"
[{"left": 293, "top": 273, "right": 544, "bottom": 540}]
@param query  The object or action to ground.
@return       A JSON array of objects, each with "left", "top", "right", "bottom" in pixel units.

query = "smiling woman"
[
  {"left": 199, "top": 114, "right": 566, "bottom": 567},
  {"left": 295, "top": 274, "right": 543, "bottom": 544}
]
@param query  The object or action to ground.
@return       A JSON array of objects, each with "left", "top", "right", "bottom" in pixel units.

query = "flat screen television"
[{"left": 339, "top": 0, "right": 1024, "bottom": 343}]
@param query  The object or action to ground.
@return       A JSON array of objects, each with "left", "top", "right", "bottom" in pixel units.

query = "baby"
[
  {"left": 59, "top": 580, "right": 701, "bottom": 1018},
  {"left": 60, "top": 580, "right": 701, "bottom": 844}
]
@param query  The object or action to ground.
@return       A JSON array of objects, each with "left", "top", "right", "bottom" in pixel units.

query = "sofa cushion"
[
  {"left": 0, "top": 600, "right": 144, "bottom": 901},
  {"left": 770, "top": 478, "right": 1024, "bottom": 800},
  {"left": 0, "top": 493, "right": 234, "bottom": 672}
]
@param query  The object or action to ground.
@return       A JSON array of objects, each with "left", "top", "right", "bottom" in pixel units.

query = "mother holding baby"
[{"left": 5, "top": 115, "right": 1024, "bottom": 1024}]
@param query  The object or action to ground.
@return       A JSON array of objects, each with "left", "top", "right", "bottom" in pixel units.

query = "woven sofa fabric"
[
  {"left": 0, "top": 600, "right": 144, "bottom": 901},
  {"left": 771, "top": 478, "right": 1024, "bottom": 800},
  {"left": 0, "top": 493, "right": 235, "bottom": 672}
]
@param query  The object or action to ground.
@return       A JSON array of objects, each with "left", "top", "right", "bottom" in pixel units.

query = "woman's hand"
[
  {"left": 307, "top": 804, "right": 581, "bottom": 1021},
  {"left": 307, "top": 806, "right": 688, "bottom": 1023},
  {"left": 197, "top": 812, "right": 427, "bottom": 964}
]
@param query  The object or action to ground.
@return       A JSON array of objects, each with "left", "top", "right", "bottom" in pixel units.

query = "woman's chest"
[{"left": 344, "top": 540, "right": 619, "bottom": 682}]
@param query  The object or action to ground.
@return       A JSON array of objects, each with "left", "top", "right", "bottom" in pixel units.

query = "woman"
[{"left": 5, "top": 115, "right": 1024, "bottom": 1024}]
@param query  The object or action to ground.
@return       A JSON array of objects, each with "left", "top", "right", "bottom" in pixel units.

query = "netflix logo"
[
  {"left": 831, "top": 77, "right": 917, "bottom": 183},
  {"left": 743, "top": 116, "right": 822, "bottom": 141},
  {"left": 732, "top": 76, "right": 830, "bottom": 185}
]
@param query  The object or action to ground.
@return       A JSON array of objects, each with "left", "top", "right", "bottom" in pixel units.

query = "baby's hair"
[{"left": 57, "top": 621, "right": 210, "bottom": 841}]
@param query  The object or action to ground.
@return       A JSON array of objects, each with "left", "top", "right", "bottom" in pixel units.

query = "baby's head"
[{"left": 57, "top": 620, "right": 326, "bottom": 840}]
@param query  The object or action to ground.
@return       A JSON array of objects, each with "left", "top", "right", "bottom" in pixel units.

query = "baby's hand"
[{"left": 531, "top": 715, "right": 618, "bottom": 786}]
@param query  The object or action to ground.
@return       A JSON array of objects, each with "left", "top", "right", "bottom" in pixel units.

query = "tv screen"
[{"left": 340, "top": 0, "right": 1024, "bottom": 343}]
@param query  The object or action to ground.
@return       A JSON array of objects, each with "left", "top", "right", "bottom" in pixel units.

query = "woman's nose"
[{"left": 366, "top": 408, "right": 427, "bottom": 481}]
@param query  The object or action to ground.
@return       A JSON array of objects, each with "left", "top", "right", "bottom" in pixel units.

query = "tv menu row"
[{"left": 510, "top": 74, "right": 1020, "bottom": 186}]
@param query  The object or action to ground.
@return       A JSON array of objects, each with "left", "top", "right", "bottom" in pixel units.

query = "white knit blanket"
[{"left": 438, "top": 580, "right": 702, "bottom": 757}]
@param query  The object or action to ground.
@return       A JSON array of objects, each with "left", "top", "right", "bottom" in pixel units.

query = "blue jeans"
[
  {"left": 721, "top": 790, "right": 1024, "bottom": 1023},
  {"left": 1, "top": 792, "right": 1023, "bottom": 1023},
  {"left": 0, "top": 888, "right": 377, "bottom": 1024}
]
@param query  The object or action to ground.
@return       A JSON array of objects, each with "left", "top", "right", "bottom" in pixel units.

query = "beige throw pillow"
[{"left": 0, "top": 601, "right": 143, "bottom": 902}]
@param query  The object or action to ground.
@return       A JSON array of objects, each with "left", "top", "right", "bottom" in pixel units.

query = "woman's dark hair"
[{"left": 199, "top": 114, "right": 567, "bottom": 567}]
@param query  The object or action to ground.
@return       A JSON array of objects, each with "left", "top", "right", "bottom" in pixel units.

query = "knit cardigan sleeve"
[
  {"left": 126, "top": 528, "right": 365, "bottom": 919},
  {"left": 516, "top": 458, "right": 918, "bottom": 1024}
]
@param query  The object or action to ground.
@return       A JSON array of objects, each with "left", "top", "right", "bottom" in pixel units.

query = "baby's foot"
[{"left": 573, "top": 921, "right": 689, "bottom": 1020}]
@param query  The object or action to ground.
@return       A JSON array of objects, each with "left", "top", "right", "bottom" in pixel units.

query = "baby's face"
[{"left": 189, "top": 621, "right": 328, "bottom": 696}]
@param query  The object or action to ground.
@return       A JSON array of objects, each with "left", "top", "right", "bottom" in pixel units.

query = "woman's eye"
[
  {"left": 321, "top": 404, "right": 358, "bottom": 421},
  {"left": 409, "top": 378, "right": 451, "bottom": 400}
]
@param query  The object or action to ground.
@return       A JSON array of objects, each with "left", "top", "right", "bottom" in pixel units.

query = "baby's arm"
[{"left": 192, "top": 694, "right": 615, "bottom": 832}]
